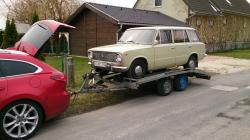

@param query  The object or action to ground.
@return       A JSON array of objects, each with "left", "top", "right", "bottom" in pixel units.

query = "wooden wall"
[
  {"left": 69, "top": 9, "right": 118, "bottom": 56},
  {"left": 189, "top": 14, "right": 250, "bottom": 52}
]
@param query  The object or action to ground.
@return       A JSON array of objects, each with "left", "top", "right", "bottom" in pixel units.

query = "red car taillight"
[{"left": 50, "top": 74, "right": 66, "bottom": 83}]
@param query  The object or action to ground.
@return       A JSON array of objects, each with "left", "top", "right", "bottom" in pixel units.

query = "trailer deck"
[{"left": 74, "top": 68, "right": 211, "bottom": 96}]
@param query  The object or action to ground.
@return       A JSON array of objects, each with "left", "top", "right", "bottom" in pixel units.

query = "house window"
[
  {"left": 223, "top": 18, "right": 227, "bottom": 25},
  {"left": 244, "top": 19, "right": 247, "bottom": 28},
  {"left": 197, "top": 18, "right": 202, "bottom": 26},
  {"left": 155, "top": 0, "right": 162, "bottom": 7},
  {"left": 209, "top": 20, "right": 214, "bottom": 27}
]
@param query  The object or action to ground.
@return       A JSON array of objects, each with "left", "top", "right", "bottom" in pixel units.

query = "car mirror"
[{"left": 154, "top": 40, "right": 159, "bottom": 45}]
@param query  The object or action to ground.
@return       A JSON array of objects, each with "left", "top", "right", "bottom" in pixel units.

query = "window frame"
[
  {"left": 154, "top": 0, "right": 162, "bottom": 7},
  {"left": 0, "top": 59, "right": 42, "bottom": 78}
]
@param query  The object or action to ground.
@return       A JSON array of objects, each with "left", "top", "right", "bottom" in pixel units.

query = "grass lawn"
[
  {"left": 45, "top": 56, "right": 143, "bottom": 117},
  {"left": 210, "top": 49, "right": 250, "bottom": 59}
]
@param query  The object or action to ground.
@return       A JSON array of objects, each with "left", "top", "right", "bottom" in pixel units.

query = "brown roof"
[{"left": 66, "top": 2, "right": 187, "bottom": 27}]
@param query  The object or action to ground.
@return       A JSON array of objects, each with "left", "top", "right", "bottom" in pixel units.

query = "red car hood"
[{"left": 13, "top": 20, "right": 75, "bottom": 56}]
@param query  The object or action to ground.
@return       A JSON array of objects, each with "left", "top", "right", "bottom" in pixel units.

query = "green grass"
[
  {"left": 210, "top": 49, "right": 250, "bottom": 59},
  {"left": 45, "top": 56, "right": 143, "bottom": 117},
  {"left": 45, "top": 56, "right": 91, "bottom": 88}
]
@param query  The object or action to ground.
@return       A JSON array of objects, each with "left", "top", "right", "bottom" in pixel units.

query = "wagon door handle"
[
  {"left": 0, "top": 87, "right": 5, "bottom": 91},
  {"left": 171, "top": 47, "right": 175, "bottom": 49},
  {"left": 189, "top": 46, "right": 192, "bottom": 48}
]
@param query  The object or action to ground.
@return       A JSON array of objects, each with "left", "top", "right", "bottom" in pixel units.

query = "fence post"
[{"left": 65, "top": 57, "right": 75, "bottom": 87}]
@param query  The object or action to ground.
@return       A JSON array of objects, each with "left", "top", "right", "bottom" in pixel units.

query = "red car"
[{"left": 0, "top": 20, "right": 74, "bottom": 140}]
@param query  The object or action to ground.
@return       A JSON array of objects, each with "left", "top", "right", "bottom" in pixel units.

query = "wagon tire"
[
  {"left": 184, "top": 56, "right": 197, "bottom": 69},
  {"left": 127, "top": 59, "right": 147, "bottom": 79}
]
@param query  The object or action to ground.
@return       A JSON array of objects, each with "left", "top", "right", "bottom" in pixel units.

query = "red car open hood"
[{"left": 13, "top": 20, "right": 75, "bottom": 56}]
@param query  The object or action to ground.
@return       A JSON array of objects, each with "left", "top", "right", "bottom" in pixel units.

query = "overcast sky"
[{"left": 0, "top": 0, "right": 137, "bottom": 30}]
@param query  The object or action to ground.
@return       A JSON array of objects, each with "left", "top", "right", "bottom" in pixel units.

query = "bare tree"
[{"left": 1, "top": 0, "right": 80, "bottom": 23}]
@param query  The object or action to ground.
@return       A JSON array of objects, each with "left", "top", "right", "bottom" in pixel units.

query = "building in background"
[
  {"left": 135, "top": 0, "right": 250, "bottom": 52},
  {"left": 66, "top": 2, "right": 186, "bottom": 56}
]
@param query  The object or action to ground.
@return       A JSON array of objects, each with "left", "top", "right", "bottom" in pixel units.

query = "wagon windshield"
[{"left": 119, "top": 29, "right": 156, "bottom": 45}]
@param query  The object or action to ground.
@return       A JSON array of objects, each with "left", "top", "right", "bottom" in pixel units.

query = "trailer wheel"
[
  {"left": 157, "top": 78, "right": 173, "bottom": 96},
  {"left": 174, "top": 75, "right": 188, "bottom": 91}
]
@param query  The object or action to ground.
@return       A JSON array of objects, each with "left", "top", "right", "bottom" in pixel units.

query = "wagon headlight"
[
  {"left": 88, "top": 51, "right": 93, "bottom": 59},
  {"left": 116, "top": 54, "right": 122, "bottom": 63}
]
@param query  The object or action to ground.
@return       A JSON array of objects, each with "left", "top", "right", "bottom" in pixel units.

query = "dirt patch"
[{"left": 199, "top": 56, "right": 250, "bottom": 75}]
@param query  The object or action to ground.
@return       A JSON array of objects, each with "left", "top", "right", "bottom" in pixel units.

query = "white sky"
[{"left": 0, "top": 0, "right": 137, "bottom": 30}]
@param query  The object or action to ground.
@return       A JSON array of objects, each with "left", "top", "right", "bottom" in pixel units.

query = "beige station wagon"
[{"left": 88, "top": 26, "right": 206, "bottom": 79}]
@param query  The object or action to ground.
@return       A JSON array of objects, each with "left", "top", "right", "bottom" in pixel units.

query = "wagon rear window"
[{"left": 187, "top": 30, "right": 200, "bottom": 42}]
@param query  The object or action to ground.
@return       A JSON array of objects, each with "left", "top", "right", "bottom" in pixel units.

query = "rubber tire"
[
  {"left": 0, "top": 100, "right": 43, "bottom": 140},
  {"left": 157, "top": 78, "right": 173, "bottom": 96},
  {"left": 184, "top": 56, "right": 197, "bottom": 69},
  {"left": 127, "top": 60, "right": 147, "bottom": 79},
  {"left": 174, "top": 75, "right": 188, "bottom": 91}
]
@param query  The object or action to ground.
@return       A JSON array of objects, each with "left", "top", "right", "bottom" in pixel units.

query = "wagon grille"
[{"left": 92, "top": 51, "right": 117, "bottom": 62}]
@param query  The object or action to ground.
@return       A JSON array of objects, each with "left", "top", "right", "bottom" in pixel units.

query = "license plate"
[{"left": 94, "top": 61, "right": 107, "bottom": 67}]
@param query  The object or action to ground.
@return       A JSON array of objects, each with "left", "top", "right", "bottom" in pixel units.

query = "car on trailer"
[{"left": 88, "top": 26, "right": 206, "bottom": 79}]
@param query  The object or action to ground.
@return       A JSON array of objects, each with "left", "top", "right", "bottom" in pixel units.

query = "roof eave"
[{"left": 65, "top": 2, "right": 119, "bottom": 25}]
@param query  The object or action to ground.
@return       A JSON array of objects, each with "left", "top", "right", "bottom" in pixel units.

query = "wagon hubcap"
[
  {"left": 134, "top": 66, "right": 143, "bottom": 77},
  {"left": 3, "top": 104, "right": 39, "bottom": 139},
  {"left": 189, "top": 60, "right": 196, "bottom": 69}
]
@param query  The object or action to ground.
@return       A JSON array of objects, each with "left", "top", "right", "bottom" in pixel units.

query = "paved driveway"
[
  {"left": 199, "top": 55, "right": 250, "bottom": 74},
  {"left": 32, "top": 70, "right": 250, "bottom": 140}
]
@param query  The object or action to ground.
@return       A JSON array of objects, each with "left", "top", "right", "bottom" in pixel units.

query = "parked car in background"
[
  {"left": 88, "top": 26, "right": 206, "bottom": 79},
  {"left": 0, "top": 20, "right": 74, "bottom": 140}
]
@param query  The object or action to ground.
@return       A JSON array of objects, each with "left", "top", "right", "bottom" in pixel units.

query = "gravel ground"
[{"left": 199, "top": 55, "right": 250, "bottom": 74}]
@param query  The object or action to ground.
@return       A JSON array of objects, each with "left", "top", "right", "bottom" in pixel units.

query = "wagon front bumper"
[{"left": 89, "top": 60, "right": 128, "bottom": 72}]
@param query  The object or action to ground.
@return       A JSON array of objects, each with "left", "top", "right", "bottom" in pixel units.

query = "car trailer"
[{"left": 72, "top": 68, "right": 211, "bottom": 96}]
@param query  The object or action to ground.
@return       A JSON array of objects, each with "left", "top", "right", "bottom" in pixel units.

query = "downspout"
[{"left": 116, "top": 24, "right": 123, "bottom": 42}]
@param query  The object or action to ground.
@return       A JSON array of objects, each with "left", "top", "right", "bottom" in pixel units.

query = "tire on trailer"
[
  {"left": 174, "top": 75, "right": 189, "bottom": 91},
  {"left": 127, "top": 59, "right": 147, "bottom": 79},
  {"left": 0, "top": 100, "right": 44, "bottom": 140},
  {"left": 157, "top": 78, "right": 173, "bottom": 96}
]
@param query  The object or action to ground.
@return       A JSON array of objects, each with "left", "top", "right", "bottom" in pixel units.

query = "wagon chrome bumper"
[{"left": 89, "top": 60, "right": 128, "bottom": 72}]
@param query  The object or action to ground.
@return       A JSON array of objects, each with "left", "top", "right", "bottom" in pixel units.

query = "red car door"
[{"left": 0, "top": 78, "right": 7, "bottom": 102}]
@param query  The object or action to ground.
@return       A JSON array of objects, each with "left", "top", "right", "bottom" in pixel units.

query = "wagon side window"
[
  {"left": 186, "top": 30, "right": 200, "bottom": 42},
  {"left": 173, "top": 30, "right": 189, "bottom": 43},
  {"left": 160, "top": 30, "right": 172, "bottom": 44}
]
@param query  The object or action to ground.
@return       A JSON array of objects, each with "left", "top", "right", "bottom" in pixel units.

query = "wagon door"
[{"left": 154, "top": 30, "right": 175, "bottom": 69}]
